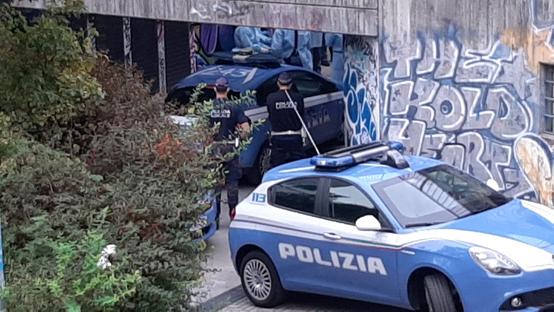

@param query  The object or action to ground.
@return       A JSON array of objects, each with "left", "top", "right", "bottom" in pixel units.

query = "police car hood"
[{"left": 438, "top": 199, "right": 554, "bottom": 253}]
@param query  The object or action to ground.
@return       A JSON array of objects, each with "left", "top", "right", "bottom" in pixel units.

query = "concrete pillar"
[
  {"left": 123, "top": 17, "right": 132, "bottom": 68},
  {"left": 157, "top": 20, "right": 167, "bottom": 94},
  {"left": 189, "top": 23, "right": 199, "bottom": 73},
  {"left": 86, "top": 15, "right": 96, "bottom": 52}
]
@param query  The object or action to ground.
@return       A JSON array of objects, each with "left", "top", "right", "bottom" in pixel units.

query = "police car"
[
  {"left": 166, "top": 60, "right": 344, "bottom": 184},
  {"left": 170, "top": 115, "right": 218, "bottom": 241},
  {"left": 229, "top": 142, "right": 554, "bottom": 312}
]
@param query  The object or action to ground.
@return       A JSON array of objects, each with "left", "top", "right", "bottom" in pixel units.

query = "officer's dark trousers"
[
  {"left": 270, "top": 135, "right": 305, "bottom": 168},
  {"left": 216, "top": 157, "right": 241, "bottom": 221}
]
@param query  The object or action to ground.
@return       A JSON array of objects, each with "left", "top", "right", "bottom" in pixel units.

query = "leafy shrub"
[
  {"left": 1, "top": 3, "right": 225, "bottom": 310},
  {"left": 0, "top": 138, "right": 139, "bottom": 311},
  {"left": 1, "top": 217, "right": 140, "bottom": 312},
  {"left": 0, "top": 1, "right": 102, "bottom": 138},
  {"left": 82, "top": 59, "right": 218, "bottom": 311},
  {"left": 1, "top": 60, "right": 221, "bottom": 310}
]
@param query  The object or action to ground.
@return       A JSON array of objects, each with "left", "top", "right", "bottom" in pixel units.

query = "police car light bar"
[{"left": 310, "top": 141, "right": 408, "bottom": 170}]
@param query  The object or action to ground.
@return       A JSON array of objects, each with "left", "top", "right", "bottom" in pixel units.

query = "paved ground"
[
  {"left": 221, "top": 293, "right": 409, "bottom": 311},
  {"left": 192, "top": 187, "right": 254, "bottom": 304}
]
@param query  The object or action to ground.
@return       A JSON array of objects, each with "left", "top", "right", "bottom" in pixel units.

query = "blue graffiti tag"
[{"left": 343, "top": 63, "right": 378, "bottom": 145}]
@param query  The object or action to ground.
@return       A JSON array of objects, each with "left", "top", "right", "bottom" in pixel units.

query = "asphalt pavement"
[{"left": 222, "top": 293, "right": 410, "bottom": 311}]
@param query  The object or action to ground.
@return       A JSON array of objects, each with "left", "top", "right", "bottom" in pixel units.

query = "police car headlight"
[{"left": 469, "top": 247, "right": 521, "bottom": 275}]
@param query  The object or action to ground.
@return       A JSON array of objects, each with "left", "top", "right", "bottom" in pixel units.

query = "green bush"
[
  {"left": 1, "top": 3, "right": 224, "bottom": 310},
  {"left": 84, "top": 59, "right": 218, "bottom": 311},
  {"left": 1, "top": 58, "right": 223, "bottom": 311},
  {"left": 1, "top": 217, "right": 140, "bottom": 312},
  {"left": 0, "top": 1, "right": 102, "bottom": 138},
  {"left": 0, "top": 138, "right": 139, "bottom": 311}
]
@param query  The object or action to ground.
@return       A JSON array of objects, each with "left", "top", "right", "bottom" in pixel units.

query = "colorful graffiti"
[
  {"left": 381, "top": 27, "right": 554, "bottom": 202},
  {"left": 343, "top": 36, "right": 379, "bottom": 145},
  {"left": 514, "top": 134, "right": 554, "bottom": 207}
]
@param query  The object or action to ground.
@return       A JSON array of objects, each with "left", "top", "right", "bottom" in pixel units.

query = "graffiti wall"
[
  {"left": 380, "top": 0, "right": 554, "bottom": 206},
  {"left": 343, "top": 36, "right": 379, "bottom": 145}
]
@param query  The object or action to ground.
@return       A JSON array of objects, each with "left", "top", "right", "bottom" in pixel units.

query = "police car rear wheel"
[
  {"left": 240, "top": 251, "right": 286, "bottom": 307},
  {"left": 423, "top": 274, "right": 458, "bottom": 312}
]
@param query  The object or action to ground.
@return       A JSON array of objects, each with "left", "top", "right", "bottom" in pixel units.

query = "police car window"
[
  {"left": 373, "top": 165, "right": 511, "bottom": 228},
  {"left": 270, "top": 178, "right": 319, "bottom": 214},
  {"left": 329, "top": 179, "right": 377, "bottom": 224},
  {"left": 290, "top": 72, "right": 337, "bottom": 98}
]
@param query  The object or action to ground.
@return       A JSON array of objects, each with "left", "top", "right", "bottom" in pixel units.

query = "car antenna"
[{"left": 284, "top": 89, "right": 321, "bottom": 155}]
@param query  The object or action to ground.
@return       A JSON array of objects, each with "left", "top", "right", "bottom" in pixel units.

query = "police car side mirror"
[{"left": 355, "top": 215, "right": 382, "bottom": 231}]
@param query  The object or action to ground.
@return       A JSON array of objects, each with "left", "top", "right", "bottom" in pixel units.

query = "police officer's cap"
[
  {"left": 215, "top": 77, "right": 229, "bottom": 91},
  {"left": 277, "top": 72, "right": 293, "bottom": 85}
]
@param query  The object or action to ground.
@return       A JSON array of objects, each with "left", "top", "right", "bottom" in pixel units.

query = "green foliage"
[
  {"left": 84, "top": 59, "right": 216, "bottom": 311},
  {"left": 166, "top": 86, "right": 260, "bottom": 164},
  {"left": 1, "top": 3, "right": 228, "bottom": 310},
  {"left": 0, "top": 112, "right": 16, "bottom": 160},
  {"left": 0, "top": 139, "right": 139, "bottom": 311},
  {"left": 0, "top": 2, "right": 102, "bottom": 135},
  {"left": 1, "top": 217, "right": 140, "bottom": 312},
  {"left": 0, "top": 58, "right": 219, "bottom": 310}
]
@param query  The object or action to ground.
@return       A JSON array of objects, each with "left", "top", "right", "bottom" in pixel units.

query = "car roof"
[
  {"left": 262, "top": 155, "right": 443, "bottom": 187},
  {"left": 172, "top": 64, "right": 314, "bottom": 92}
]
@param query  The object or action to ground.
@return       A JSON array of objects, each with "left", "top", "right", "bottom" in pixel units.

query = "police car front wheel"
[
  {"left": 423, "top": 274, "right": 459, "bottom": 312},
  {"left": 240, "top": 250, "right": 286, "bottom": 307}
]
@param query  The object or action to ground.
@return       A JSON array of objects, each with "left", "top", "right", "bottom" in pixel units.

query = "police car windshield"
[{"left": 373, "top": 165, "right": 511, "bottom": 228}]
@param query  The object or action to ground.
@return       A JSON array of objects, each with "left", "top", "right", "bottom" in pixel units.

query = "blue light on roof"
[
  {"left": 389, "top": 141, "right": 406, "bottom": 153},
  {"left": 310, "top": 155, "right": 355, "bottom": 168},
  {"left": 310, "top": 141, "right": 409, "bottom": 171}
]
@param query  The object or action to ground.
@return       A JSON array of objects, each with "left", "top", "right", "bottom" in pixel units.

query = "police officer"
[
  {"left": 210, "top": 77, "right": 250, "bottom": 222},
  {"left": 266, "top": 72, "right": 306, "bottom": 168}
]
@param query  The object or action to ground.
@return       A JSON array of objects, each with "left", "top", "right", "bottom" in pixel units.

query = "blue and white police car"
[
  {"left": 166, "top": 61, "right": 344, "bottom": 184},
  {"left": 229, "top": 142, "right": 554, "bottom": 312}
]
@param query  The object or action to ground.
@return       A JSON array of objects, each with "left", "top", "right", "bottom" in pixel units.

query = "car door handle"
[{"left": 323, "top": 232, "right": 342, "bottom": 240}]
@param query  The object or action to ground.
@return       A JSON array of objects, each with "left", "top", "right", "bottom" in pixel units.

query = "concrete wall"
[
  {"left": 13, "top": 0, "right": 379, "bottom": 36},
  {"left": 379, "top": 0, "right": 554, "bottom": 206}
]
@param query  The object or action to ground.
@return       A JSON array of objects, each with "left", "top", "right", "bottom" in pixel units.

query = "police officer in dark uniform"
[
  {"left": 210, "top": 77, "right": 250, "bottom": 222},
  {"left": 266, "top": 72, "right": 306, "bottom": 168}
]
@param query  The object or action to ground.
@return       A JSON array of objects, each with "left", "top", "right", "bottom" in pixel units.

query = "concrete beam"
[{"left": 12, "top": 0, "right": 379, "bottom": 36}]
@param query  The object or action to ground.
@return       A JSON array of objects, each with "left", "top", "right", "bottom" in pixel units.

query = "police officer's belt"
[{"left": 271, "top": 130, "right": 302, "bottom": 136}]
